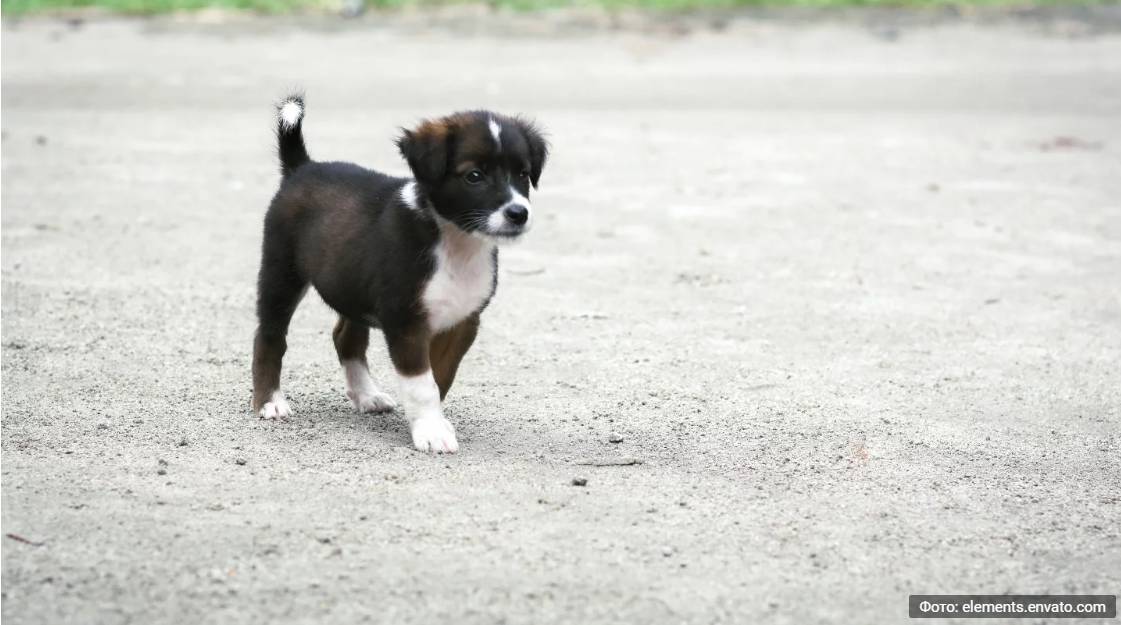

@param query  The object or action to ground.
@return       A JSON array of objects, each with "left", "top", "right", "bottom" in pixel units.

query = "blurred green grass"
[{"left": 0, "top": 0, "right": 1110, "bottom": 15}]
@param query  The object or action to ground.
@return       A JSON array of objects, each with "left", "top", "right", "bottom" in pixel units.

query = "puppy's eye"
[
  {"left": 464, "top": 170, "right": 485, "bottom": 185},
  {"left": 519, "top": 169, "right": 530, "bottom": 180}
]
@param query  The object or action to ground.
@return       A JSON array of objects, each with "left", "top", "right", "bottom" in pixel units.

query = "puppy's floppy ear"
[
  {"left": 397, "top": 120, "right": 450, "bottom": 187},
  {"left": 515, "top": 118, "right": 549, "bottom": 188}
]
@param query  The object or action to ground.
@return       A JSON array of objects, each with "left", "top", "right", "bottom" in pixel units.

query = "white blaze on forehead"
[
  {"left": 279, "top": 100, "right": 302, "bottom": 130},
  {"left": 488, "top": 116, "right": 502, "bottom": 151}
]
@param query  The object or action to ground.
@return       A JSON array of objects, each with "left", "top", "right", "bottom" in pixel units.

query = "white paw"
[
  {"left": 258, "top": 391, "right": 292, "bottom": 419},
  {"left": 411, "top": 417, "right": 459, "bottom": 454},
  {"left": 342, "top": 360, "right": 397, "bottom": 414},
  {"left": 347, "top": 389, "right": 397, "bottom": 413}
]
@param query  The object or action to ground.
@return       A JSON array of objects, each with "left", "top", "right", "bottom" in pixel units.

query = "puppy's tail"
[{"left": 276, "top": 94, "right": 310, "bottom": 178}]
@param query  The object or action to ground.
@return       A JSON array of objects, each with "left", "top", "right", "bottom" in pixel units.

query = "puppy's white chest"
[{"left": 421, "top": 234, "right": 495, "bottom": 333}]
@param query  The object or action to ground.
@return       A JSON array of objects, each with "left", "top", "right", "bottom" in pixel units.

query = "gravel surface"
[{"left": 2, "top": 11, "right": 1120, "bottom": 624}]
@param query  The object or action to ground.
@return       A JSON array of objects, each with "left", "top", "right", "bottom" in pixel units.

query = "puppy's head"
[{"left": 397, "top": 111, "right": 548, "bottom": 241}]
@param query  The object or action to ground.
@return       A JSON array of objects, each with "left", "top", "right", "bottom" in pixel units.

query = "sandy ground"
[{"left": 2, "top": 10, "right": 1120, "bottom": 624}]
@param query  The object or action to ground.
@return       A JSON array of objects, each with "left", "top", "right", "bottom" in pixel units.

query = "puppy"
[{"left": 251, "top": 95, "right": 547, "bottom": 453}]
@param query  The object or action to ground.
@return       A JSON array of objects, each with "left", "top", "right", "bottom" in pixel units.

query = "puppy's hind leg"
[
  {"left": 333, "top": 317, "right": 396, "bottom": 413},
  {"left": 252, "top": 252, "right": 306, "bottom": 419}
]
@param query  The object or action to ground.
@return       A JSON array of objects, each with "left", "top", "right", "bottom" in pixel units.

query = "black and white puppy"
[{"left": 251, "top": 95, "right": 547, "bottom": 453}]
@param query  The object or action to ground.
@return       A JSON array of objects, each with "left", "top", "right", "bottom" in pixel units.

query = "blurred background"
[
  {"left": 6, "top": 0, "right": 1114, "bottom": 15},
  {"left": 3, "top": 0, "right": 1120, "bottom": 623}
]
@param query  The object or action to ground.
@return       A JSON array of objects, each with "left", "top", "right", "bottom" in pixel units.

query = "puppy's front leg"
[
  {"left": 385, "top": 326, "right": 458, "bottom": 453},
  {"left": 399, "top": 370, "right": 458, "bottom": 453}
]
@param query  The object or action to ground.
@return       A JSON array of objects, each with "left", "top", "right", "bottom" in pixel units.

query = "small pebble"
[
  {"left": 571, "top": 477, "right": 588, "bottom": 487},
  {"left": 234, "top": 458, "right": 247, "bottom": 466},
  {"left": 608, "top": 434, "right": 624, "bottom": 444},
  {"left": 156, "top": 468, "right": 167, "bottom": 476}
]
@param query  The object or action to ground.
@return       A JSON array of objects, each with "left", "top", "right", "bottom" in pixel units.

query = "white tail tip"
[{"left": 279, "top": 100, "right": 303, "bottom": 130}]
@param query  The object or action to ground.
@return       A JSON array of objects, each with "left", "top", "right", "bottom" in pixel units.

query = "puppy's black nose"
[{"left": 504, "top": 205, "right": 529, "bottom": 226}]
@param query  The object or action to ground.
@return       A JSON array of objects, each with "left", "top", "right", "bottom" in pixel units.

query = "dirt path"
[{"left": 2, "top": 12, "right": 1120, "bottom": 624}]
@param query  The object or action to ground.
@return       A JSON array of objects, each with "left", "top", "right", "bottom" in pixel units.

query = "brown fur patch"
[
  {"left": 410, "top": 118, "right": 450, "bottom": 143},
  {"left": 385, "top": 323, "right": 432, "bottom": 377},
  {"left": 430, "top": 313, "right": 480, "bottom": 400},
  {"left": 332, "top": 317, "right": 369, "bottom": 364},
  {"left": 251, "top": 330, "right": 286, "bottom": 410},
  {"left": 454, "top": 160, "right": 479, "bottom": 175}
]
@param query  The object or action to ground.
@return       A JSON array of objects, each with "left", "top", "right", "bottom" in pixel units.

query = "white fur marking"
[
  {"left": 342, "top": 360, "right": 397, "bottom": 413},
  {"left": 489, "top": 117, "right": 502, "bottom": 151},
  {"left": 485, "top": 185, "right": 534, "bottom": 235},
  {"left": 421, "top": 221, "right": 495, "bottom": 333},
  {"left": 279, "top": 100, "right": 302, "bottom": 130},
  {"left": 399, "top": 371, "right": 458, "bottom": 453},
  {"left": 399, "top": 181, "right": 418, "bottom": 210},
  {"left": 507, "top": 187, "right": 533, "bottom": 220},
  {"left": 259, "top": 390, "right": 292, "bottom": 419},
  {"left": 486, "top": 209, "right": 507, "bottom": 232}
]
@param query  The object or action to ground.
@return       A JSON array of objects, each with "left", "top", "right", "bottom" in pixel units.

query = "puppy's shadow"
[{"left": 279, "top": 389, "right": 413, "bottom": 446}]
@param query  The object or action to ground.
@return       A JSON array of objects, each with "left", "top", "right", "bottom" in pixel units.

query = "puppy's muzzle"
[{"left": 486, "top": 201, "right": 532, "bottom": 239}]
